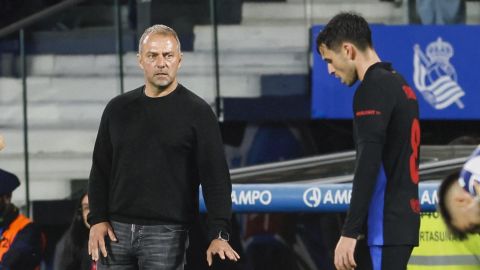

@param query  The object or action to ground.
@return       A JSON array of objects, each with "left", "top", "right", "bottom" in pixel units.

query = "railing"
[
  {"left": 231, "top": 145, "right": 476, "bottom": 184},
  {"left": 0, "top": 0, "right": 85, "bottom": 38}
]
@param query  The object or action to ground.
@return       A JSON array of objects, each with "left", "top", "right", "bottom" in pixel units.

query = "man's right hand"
[
  {"left": 334, "top": 236, "right": 357, "bottom": 270},
  {"left": 88, "top": 222, "right": 117, "bottom": 261}
]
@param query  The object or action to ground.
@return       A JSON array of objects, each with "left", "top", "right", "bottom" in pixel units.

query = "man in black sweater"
[
  {"left": 88, "top": 24, "right": 239, "bottom": 269},
  {"left": 316, "top": 13, "right": 421, "bottom": 270}
]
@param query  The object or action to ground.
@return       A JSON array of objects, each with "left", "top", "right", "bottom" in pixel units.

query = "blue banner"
[
  {"left": 311, "top": 25, "right": 480, "bottom": 119},
  {"left": 199, "top": 182, "right": 439, "bottom": 213}
]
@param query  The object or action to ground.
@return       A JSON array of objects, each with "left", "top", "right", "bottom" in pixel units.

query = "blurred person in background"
[
  {"left": 437, "top": 171, "right": 480, "bottom": 239},
  {"left": 416, "top": 0, "right": 466, "bottom": 24},
  {"left": 54, "top": 192, "right": 94, "bottom": 270},
  {"left": 316, "top": 12, "right": 421, "bottom": 270},
  {"left": 88, "top": 24, "right": 239, "bottom": 269},
  {"left": 0, "top": 134, "right": 5, "bottom": 151},
  {"left": 0, "top": 168, "right": 43, "bottom": 269},
  {"left": 438, "top": 145, "right": 480, "bottom": 239}
]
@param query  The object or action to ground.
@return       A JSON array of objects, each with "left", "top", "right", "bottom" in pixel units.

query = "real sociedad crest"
[{"left": 413, "top": 37, "right": 465, "bottom": 110}]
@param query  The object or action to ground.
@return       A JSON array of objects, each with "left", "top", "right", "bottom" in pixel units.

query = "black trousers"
[{"left": 354, "top": 239, "right": 414, "bottom": 270}]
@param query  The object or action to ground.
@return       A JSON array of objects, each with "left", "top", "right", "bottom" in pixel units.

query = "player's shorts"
[{"left": 355, "top": 238, "right": 413, "bottom": 270}]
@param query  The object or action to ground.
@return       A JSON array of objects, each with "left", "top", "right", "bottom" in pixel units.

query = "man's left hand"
[{"left": 206, "top": 239, "right": 240, "bottom": 266}]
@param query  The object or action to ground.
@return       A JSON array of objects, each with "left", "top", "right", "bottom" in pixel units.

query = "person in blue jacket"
[{"left": 0, "top": 168, "right": 43, "bottom": 269}]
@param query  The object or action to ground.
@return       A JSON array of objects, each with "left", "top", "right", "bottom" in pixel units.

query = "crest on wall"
[{"left": 413, "top": 37, "right": 465, "bottom": 110}]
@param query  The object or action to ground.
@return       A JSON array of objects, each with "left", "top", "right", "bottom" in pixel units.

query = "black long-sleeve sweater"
[{"left": 88, "top": 84, "right": 232, "bottom": 239}]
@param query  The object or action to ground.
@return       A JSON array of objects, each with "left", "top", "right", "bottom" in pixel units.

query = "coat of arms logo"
[{"left": 413, "top": 37, "right": 465, "bottom": 110}]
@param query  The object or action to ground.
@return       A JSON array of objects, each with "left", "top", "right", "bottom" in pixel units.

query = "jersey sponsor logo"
[
  {"left": 402, "top": 85, "right": 417, "bottom": 100},
  {"left": 231, "top": 190, "right": 272, "bottom": 205},
  {"left": 413, "top": 37, "right": 465, "bottom": 110},
  {"left": 410, "top": 198, "right": 421, "bottom": 214},
  {"left": 355, "top": 110, "right": 382, "bottom": 117}
]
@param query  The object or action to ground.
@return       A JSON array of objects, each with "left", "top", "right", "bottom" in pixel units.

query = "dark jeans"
[{"left": 98, "top": 221, "right": 189, "bottom": 270}]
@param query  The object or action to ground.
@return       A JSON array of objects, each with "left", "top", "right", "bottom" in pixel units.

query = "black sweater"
[
  {"left": 342, "top": 62, "right": 420, "bottom": 246},
  {"left": 88, "top": 84, "right": 232, "bottom": 238}
]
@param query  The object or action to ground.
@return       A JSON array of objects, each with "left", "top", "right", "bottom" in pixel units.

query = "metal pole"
[
  {"left": 210, "top": 0, "right": 221, "bottom": 119},
  {"left": 115, "top": 0, "right": 125, "bottom": 94},
  {"left": 305, "top": 0, "right": 312, "bottom": 72},
  {"left": 0, "top": 0, "right": 85, "bottom": 39},
  {"left": 20, "top": 29, "right": 30, "bottom": 216}
]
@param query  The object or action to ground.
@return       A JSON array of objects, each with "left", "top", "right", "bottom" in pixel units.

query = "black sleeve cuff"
[
  {"left": 207, "top": 225, "right": 231, "bottom": 242},
  {"left": 87, "top": 213, "right": 109, "bottom": 226},
  {"left": 341, "top": 230, "right": 360, "bottom": 240}
]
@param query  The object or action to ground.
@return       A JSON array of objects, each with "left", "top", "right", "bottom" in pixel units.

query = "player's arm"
[{"left": 342, "top": 81, "right": 395, "bottom": 239}]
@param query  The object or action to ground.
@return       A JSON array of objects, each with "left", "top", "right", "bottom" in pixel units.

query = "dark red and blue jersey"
[{"left": 342, "top": 62, "right": 420, "bottom": 246}]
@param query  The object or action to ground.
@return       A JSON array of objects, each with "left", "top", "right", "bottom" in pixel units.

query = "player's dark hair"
[
  {"left": 316, "top": 12, "right": 372, "bottom": 53},
  {"left": 438, "top": 171, "right": 468, "bottom": 240}
]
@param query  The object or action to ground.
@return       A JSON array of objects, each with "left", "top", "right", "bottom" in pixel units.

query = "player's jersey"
[
  {"left": 342, "top": 62, "right": 421, "bottom": 246},
  {"left": 459, "top": 145, "right": 480, "bottom": 196}
]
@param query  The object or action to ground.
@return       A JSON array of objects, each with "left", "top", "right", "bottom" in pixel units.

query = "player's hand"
[
  {"left": 334, "top": 236, "right": 357, "bottom": 270},
  {"left": 206, "top": 239, "right": 240, "bottom": 266},
  {"left": 88, "top": 222, "right": 117, "bottom": 261}
]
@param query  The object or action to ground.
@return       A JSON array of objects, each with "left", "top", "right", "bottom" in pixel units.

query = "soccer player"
[{"left": 316, "top": 12, "right": 421, "bottom": 270}]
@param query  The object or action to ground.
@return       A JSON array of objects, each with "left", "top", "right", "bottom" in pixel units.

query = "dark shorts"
[
  {"left": 355, "top": 239, "right": 413, "bottom": 270},
  {"left": 97, "top": 221, "right": 189, "bottom": 270}
]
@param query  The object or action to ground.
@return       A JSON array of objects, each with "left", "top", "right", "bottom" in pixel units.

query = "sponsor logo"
[
  {"left": 355, "top": 110, "right": 382, "bottom": 117},
  {"left": 323, "top": 189, "right": 352, "bottom": 205},
  {"left": 420, "top": 189, "right": 438, "bottom": 205},
  {"left": 231, "top": 190, "right": 272, "bottom": 205},
  {"left": 413, "top": 37, "right": 465, "bottom": 110},
  {"left": 303, "top": 187, "right": 322, "bottom": 207}
]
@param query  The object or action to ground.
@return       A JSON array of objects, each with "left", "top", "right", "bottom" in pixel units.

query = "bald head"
[{"left": 138, "top": 24, "right": 181, "bottom": 55}]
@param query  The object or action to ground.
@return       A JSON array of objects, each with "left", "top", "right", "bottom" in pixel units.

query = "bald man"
[{"left": 88, "top": 25, "right": 239, "bottom": 270}]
